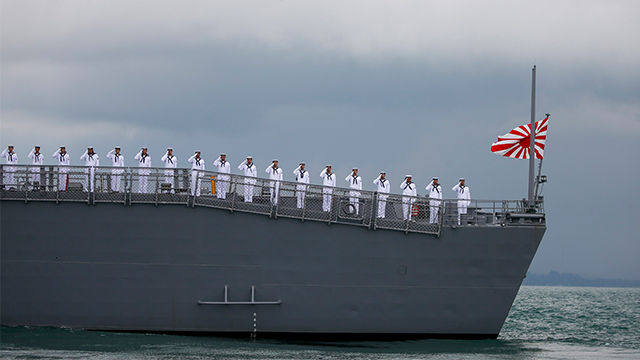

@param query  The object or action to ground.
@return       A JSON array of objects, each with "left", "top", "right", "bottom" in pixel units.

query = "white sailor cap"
[
  {"left": 142, "top": 146, "right": 148, "bottom": 150},
  {"left": 195, "top": 150, "right": 201, "bottom": 153},
  {"left": 299, "top": 162, "right": 305, "bottom": 165},
  {"left": 8, "top": 144, "right": 14, "bottom": 147},
  {"left": 87, "top": 146, "right": 94, "bottom": 149},
  {"left": 380, "top": 171, "right": 386, "bottom": 174},
  {"left": 325, "top": 164, "right": 332, "bottom": 167},
  {"left": 432, "top": 177, "right": 438, "bottom": 180},
  {"left": 34, "top": 145, "right": 41, "bottom": 148},
  {"left": 220, "top": 153, "right": 226, "bottom": 156},
  {"left": 246, "top": 155, "right": 253, "bottom": 159},
  {"left": 272, "top": 159, "right": 278, "bottom": 163},
  {"left": 59, "top": 145, "right": 66, "bottom": 148},
  {"left": 115, "top": 146, "right": 121, "bottom": 149},
  {"left": 167, "top": 147, "right": 173, "bottom": 151},
  {"left": 405, "top": 174, "right": 412, "bottom": 178},
  {"left": 459, "top": 177, "right": 465, "bottom": 181},
  {"left": 352, "top": 167, "right": 358, "bottom": 171}
]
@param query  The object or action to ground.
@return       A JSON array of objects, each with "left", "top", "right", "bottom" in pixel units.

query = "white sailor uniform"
[
  {"left": 425, "top": 181, "right": 443, "bottom": 224},
  {"left": 238, "top": 160, "right": 257, "bottom": 202},
  {"left": 107, "top": 150, "right": 125, "bottom": 192},
  {"left": 293, "top": 166, "right": 309, "bottom": 208},
  {"left": 1, "top": 148, "right": 18, "bottom": 188},
  {"left": 28, "top": 149, "right": 44, "bottom": 187},
  {"left": 188, "top": 154, "right": 205, "bottom": 196},
  {"left": 160, "top": 152, "right": 177, "bottom": 193},
  {"left": 52, "top": 149, "right": 70, "bottom": 191},
  {"left": 452, "top": 183, "right": 471, "bottom": 225},
  {"left": 80, "top": 150, "right": 99, "bottom": 192},
  {"left": 265, "top": 164, "right": 283, "bottom": 205},
  {"left": 401, "top": 180, "right": 417, "bottom": 220},
  {"left": 373, "top": 175, "right": 390, "bottom": 218},
  {"left": 212, "top": 157, "right": 231, "bottom": 199},
  {"left": 320, "top": 169, "right": 336, "bottom": 212},
  {"left": 134, "top": 150, "right": 151, "bottom": 193},
  {"left": 345, "top": 173, "right": 362, "bottom": 214}
]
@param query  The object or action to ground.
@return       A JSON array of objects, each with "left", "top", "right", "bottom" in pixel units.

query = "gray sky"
[{"left": 2, "top": 0, "right": 639, "bottom": 280}]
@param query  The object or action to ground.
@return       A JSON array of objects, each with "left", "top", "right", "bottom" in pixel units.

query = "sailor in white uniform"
[
  {"left": 160, "top": 148, "right": 177, "bottom": 193},
  {"left": 373, "top": 171, "right": 390, "bottom": 218},
  {"left": 80, "top": 146, "right": 99, "bottom": 192},
  {"left": 27, "top": 146, "right": 44, "bottom": 188},
  {"left": 212, "top": 153, "right": 231, "bottom": 199},
  {"left": 52, "top": 146, "right": 70, "bottom": 191},
  {"left": 106, "top": 146, "right": 125, "bottom": 192},
  {"left": 425, "top": 177, "right": 443, "bottom": 224},
  {"left": 265, "top": 159, "right": 283, "bottom": 205},
  {"left": 238, "top": 156, "right": 257, "bottom": 202},
  {"left": 319, "top": 165, "right": 336, "bottom": 212},
  {"left": 452, "top": 178, "right": 471, "bottom": 225},
  {"left": 134, "top": 147, "right": 151, "bottom": 193},
  {"left": 400, "top": 175, "right": 417, "bottom": 221},
  {"left": 188, "top": 150, "right": 205, "bottom": 196},
  {"left": 293, "top": 162, "right": 309, "bottom": 208},
  {"left": 1, "top": 145, "right": 18, "bottom": 189},
  {"left": 345, "top": 168, "right": 362, "bottom": 214}
]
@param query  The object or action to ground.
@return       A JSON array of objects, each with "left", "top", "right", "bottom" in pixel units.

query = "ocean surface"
[{"left": 1, "top": 286, "right": 639, "bottom": 359}]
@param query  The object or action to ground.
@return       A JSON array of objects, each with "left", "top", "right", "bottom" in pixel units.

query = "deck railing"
[{"left": 0, "top": 165, "right": 544, "bottom": 235}]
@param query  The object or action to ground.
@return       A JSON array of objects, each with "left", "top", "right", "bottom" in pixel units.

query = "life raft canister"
[{"left": 411, "top": 204, "right": 419, "bottom": 217}]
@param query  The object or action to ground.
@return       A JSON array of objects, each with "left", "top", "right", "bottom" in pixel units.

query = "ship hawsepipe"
[{"left": 1, "top": 165, "right": 545, "bottom": 339}]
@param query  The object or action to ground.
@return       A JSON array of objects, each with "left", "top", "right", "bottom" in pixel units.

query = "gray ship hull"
[{"left": 1, "top": 200, "right": 544, "bottom": 339}]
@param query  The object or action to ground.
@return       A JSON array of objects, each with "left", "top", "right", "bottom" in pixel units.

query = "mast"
[{"left": 528, "top": 65, "right": 536, "bottom": 203}]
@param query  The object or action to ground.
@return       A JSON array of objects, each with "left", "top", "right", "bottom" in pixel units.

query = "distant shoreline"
[{"left": 523, "top": 271, "right": 640, "bottom": 288}]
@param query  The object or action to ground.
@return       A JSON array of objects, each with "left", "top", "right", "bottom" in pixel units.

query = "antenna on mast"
[{"left": 528, "top": 66, "right": 536, "bottom": 205}]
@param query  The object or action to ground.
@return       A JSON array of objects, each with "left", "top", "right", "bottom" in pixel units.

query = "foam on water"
[{"left": 1, "top": 286, "right": 639, "bottom": 360}]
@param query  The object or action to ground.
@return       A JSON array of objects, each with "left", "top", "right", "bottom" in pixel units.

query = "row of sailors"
[{"left": 2, "top": 145, "right": 471, "bottom": 223}]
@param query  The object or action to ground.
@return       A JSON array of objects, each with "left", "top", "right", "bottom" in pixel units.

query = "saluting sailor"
[
  {"left": 400, "top": 175, "right": 417, "bottom": 221},
  {"left": 1, "top": 145, "right": 18, "bottom": 189},
  {"left": 452, "top": 178, "right": 471, "bottom": 225},
  {"left": 52, "top": 146, "right": 70, "bottom": 191},
  {"left": 293, "top": 162, "right": 309, "bottom": 208},
  {"left": 106, "top": 146, "right": 125, "bottom": 192},
  {"left": 373, "top": 171, "right": 390, "bottom": 218},
  {"left": 27, "top": 145, "right": 44, "bottom": 188},
  {"left": 212, "top": 153, "right": 231, "bottom": 199},
  {"left": 265, "top": 159, "right": 283, "bottom": 205},
  {"left": 188, "top": 150, "right": 205, "bottom": 196},
  {"left": 160, "top": 148, "right": 177, "bottom": 193},
  {"left": 80, "top": 146, "right": 99, "bottom": 192},
  {"left": 345, "top": 168, "right": 362, "bottom": 214},
  {"left": 238, "top": 156, "right": 257, "bottom": 202},
  {"left": 425, "top": 177, "right": 443, "bottom": 224},
  {"left": 134, "top": 147, "right": 151, "bottom": 193},
  {"left": 319, "top": 164, "right": 336, "bottom": 212}
]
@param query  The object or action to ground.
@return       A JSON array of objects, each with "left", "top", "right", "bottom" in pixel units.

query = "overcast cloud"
[{"left": 2, "top": 0, "right": 639, "bottom": 280}]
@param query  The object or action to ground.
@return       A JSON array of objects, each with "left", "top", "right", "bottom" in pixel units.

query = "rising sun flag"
[{"left": 491, "top": 116, "right": 549, "bottom": 159}]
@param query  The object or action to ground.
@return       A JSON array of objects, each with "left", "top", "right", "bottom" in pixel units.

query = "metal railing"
[{"left": 0, "top": 165, "right": 545, "bottom": 234}]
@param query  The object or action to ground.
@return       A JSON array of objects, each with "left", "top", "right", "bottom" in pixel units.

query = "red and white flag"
[{"left": 491, "top": 116, "right": 548, "bottom": 159}]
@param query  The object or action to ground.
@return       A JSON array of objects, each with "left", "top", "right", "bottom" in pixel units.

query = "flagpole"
[{"left": 528, "top": 65, "right": 536, "bottom": 204}]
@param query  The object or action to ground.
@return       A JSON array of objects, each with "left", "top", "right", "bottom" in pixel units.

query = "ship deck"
[{"left": 0, "top": 165, "right": 545, "bottom": 235}]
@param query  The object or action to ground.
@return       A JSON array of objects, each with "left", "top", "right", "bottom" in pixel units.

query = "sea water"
[{"left": 1, "top": 286, "right": 639, "bottom": 359}]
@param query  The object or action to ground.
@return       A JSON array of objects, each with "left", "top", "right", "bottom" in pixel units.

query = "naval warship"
[{"left": 0, "top": 161, "right": 545, "bottom": 339}]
